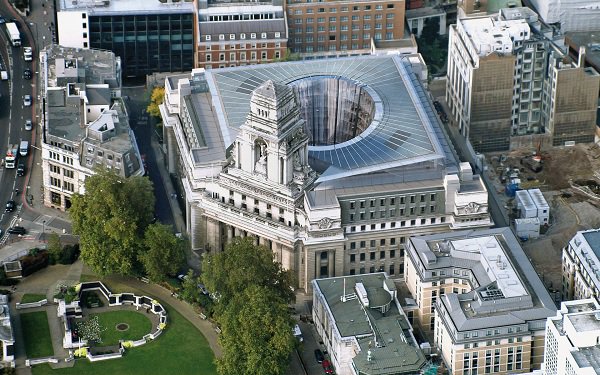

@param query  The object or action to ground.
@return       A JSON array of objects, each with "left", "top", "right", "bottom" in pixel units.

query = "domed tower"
[{"left": 231, "top": 80, "right": 314, "bottom": 190}]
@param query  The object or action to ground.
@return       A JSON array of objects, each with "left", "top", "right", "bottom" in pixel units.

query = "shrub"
[
  {"left": 21, "top": 251, "right": 49, "bottom": 277},
  {"left": 60, "top": 244, "right": 80, "bottom": 264}
]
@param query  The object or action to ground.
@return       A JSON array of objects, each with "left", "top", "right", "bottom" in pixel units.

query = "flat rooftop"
[
  {"left": 565, "top": 32, "right": 600, "bottom": 72},
  {"left": 461, "top": 16, "right": 531, "bottom": 57},
  {"left": 572, "top": 346, "right": 600, "bottom": 374},
  {"left": 58, "top": 0, "right": 194, "bottom": 15},
  {"left": 410, "top": 228, "right": 556, "bottom": 331},
  {"left": 314, "top": 273, "right": 426, "bottom": 374}
]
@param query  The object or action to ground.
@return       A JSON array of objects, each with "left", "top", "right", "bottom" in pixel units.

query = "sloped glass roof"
[{"left": 206, "top": 55, "right": 445, "bottom": 181}]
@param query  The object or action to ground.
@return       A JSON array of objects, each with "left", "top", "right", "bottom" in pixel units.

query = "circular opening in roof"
[{"left": 290, "top": 76, "right": 375, "bottom": 146}]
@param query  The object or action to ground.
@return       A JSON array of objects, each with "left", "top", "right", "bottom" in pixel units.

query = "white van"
[
  {"left": 19, "top": 140, "right": 28, "bottom": 156},
  {"left": 0, "top": 71, "right": 7, "bottom": 80}
]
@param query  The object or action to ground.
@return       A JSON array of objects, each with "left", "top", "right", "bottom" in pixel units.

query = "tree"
[
  {"left": 179, "top": 269, "right": 199, "bottom": 304},
  {"left": 70, "top": 169, "right": 155, "bottom": 277},
  {"left": 418, "top": 18, "right": 440, "bottom": 45},
  {"left": 201, "top": 237, "right": 295, "bottom": 309},
  {"left": 146, "top": 86, "right": 165, "bottom": 118},
  {"left": 202, "top": 239, "right": 296, "bottom": 374},
  {"left": 217, "top": 285, "right": 295, "bottom": 375},
  {"left": 139, "top": 223, "right": 185, "bottom": 282},
  {"left": 47, "top": 233, "right": 62, "bottom": 264}
]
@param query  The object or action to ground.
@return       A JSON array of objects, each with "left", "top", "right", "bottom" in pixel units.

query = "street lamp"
[{"left": 42, "top": 220, "right": 46, "bottom": 238}]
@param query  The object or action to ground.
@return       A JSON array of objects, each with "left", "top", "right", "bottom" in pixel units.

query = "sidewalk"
[{"left": 149, "top": 136, "right": 202, "bottom": 271}]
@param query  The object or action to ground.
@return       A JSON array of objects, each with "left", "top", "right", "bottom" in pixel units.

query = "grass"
[
  {"left": 90, "top": 310, "right": 152, "bottom": 346},
  {"left": 20, "top": 311, "right": 54, "bottom": 358},
  {"left": 31, "top": 304, "right": 217, "bottom": 375},
  {"left": 20, "top": 294, "right": 47, "bottom": 304}
]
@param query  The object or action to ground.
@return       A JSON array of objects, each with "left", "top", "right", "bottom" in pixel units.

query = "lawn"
[
  {"left": 90, "top": 310, "right": 152, "bottom": 346},
  {"left": 31, "top": 305, "right": 217, "bottom": 375},
  {"left": 20, "top": 294, "right": 47, "bottom": 304},
  {"left": 20, "top": 311, "right": 54, "bottom": 358}
]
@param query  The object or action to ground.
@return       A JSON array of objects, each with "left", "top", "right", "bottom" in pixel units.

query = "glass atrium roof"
[{"left": 206, "top": 55, "right": 446, "bottom": 181}]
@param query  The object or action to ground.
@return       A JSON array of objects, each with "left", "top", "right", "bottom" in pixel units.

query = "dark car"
[
  {"left": 322, "top": 359, "right": 334, "bottom": 374},
  {"left": 7, "top": 226, "right": 26, "bottom": 235},
  {"left": 17, "top": 163, "right": 25, "bottom": 176},
  {"left": 5, "top": 200, "right": 15, "bottom": 212},
  {"left": 314, "top": 349, "right": 325, "bottom": 363},
  {"left": 23, "top": 69, "right": 32, "bottom": 80}
]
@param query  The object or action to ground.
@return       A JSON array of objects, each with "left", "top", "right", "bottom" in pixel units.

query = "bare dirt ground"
[{"left": 485, "top": 144, "right": 600, "bottom": 299}]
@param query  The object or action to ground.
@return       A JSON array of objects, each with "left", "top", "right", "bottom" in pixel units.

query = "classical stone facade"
[{"left": 160, "top": 56, "right": 492, "bottom": 291}]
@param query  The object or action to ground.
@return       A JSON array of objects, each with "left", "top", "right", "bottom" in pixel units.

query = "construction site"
[{"left": 485, "top": 142, "right": 600, "bottom": 296}]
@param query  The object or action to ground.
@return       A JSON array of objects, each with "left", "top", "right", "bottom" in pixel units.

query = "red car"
[{"left": 322, "top": 359, "right": 334, "bottom": 374}]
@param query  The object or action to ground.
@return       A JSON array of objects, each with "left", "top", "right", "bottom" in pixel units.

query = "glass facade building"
[{"left": 89, "top": 13, "right": 194, "bottom": 77}]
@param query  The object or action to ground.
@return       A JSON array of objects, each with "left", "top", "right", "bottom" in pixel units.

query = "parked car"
[
  {"left": 314, "top": 349, "right": 325, "bottom": 363},
  {"left": 23, "top": 94, "right": 32, "bottom": 107},
  {"left": 322, "top": 359, "right": 334, "bottom": 374},
  {"left": 197, "top": 283, "right": 209, "bottom": 295},
  {"left": 25, "top": 119, "right": 32, "bottom": 131},
  {"left": 7, "top": 226, "right": 26, "bottom": 235},
  {"left": 5, "top": 200, "right": 15, "bottom": 212}
]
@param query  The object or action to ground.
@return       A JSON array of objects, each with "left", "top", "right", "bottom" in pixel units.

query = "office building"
[
  {"left": 285, "top": 0, "right": 407, "bottom": 59},
  {"left": 196, "top": 0, "right": 288, "bottom": 69},
  {"left": 40, "top": 46, "right": 143, "bottom": 210},
  {"left": 312, "top": 273, "right": 427, "bottom": 375},
  {"left": 159, "top": 55, "right": 492, "bottom": 291},
  {"left": 446, "top": 8, "right": 600, "bottom": 152},
  {"left": 562, "top": 229, "right": 600, "bottom": 302},
  {"left": 542, "top": 299, "right": 600, "bottom": 375},
  {"left": 405, "top": 228, "right": 557, "bottom": 374},
  {"left": 0, "top": 295, "right": 14, "bottom": 366},
  {"left": 56, "top": 0, "right": 195, "bottom": 77},
  {"left": 456, "top": 0, "right": 523, "bottom": 19},
  {"left": 527, "top": 0, "right": 600, "bottom": 33}
]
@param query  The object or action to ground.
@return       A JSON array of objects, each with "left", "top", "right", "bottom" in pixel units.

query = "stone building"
[
  {"left": 405, "top": 228, "right": 556, "bottom": 375},
  {"left": 40, "top": 46, "right": 143, "bottom": 210},
  {"left": 159, "top": 55, "right": 491, "bottom": 291},
  {"left": 562, "top": 229, "right": 600, "bottom": 302},
  {"left": 312, "top": 273, "right": 427, "bottom": 375}
]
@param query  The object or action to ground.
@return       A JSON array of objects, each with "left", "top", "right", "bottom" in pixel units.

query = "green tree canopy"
[
  {"left": 70, "top": 169, "right": 155, "bottom": 277},
  {"left": 146, "top": 86, "right": 165, "bottom": 118},
  {"left": 202, "top": 238, "right": 296, "bottom": 375},
  {"left": 139, "top": 223, "right": 185, "bottom": 282},
  {"left": 201, "top": 237, "right": 295, "bottom": 308},
  {"left": 47, "top": 232, "right": 62, "bottom": 264},
  {"left": 217, "top": 285, "right": 295, "bottom": 375}
]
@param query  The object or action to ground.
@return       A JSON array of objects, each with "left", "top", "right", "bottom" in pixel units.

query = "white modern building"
[
  {"left": 405, "top": 227, "right": 557, "bottom": 375},
  {"left": 542, "top": 299, "right": 600, "bottom": 375},
  {"left": 562, "top": 229, "right": 600, "bottom": 302},
  {"left": 159, "top": 55, "right": 492, "bottom": 291},
  {"left": 40, "top": 46, "right": 143, "bottom": 210},
  {"left": 312, "top": 273, "right": 427, "bottom": 375}
]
